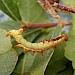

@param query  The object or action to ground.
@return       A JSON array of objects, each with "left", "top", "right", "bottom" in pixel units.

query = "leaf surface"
[
  {"left": 0, "top": 48, "right": 18, "bottom": 75},
  {"left": 0, "top": 0, "right": 21, "bottom": 20},
  {"left": 0, "top": 21, "right": 21, "bottom": 31},
  {"left": 18, "top": 0, "right": 47, "bottom": 23},
  {"left": 65, "top": 15, "right": 75, "bottom": 72},
  {"left": 0, "top": 28, "right": 12, "bottom": 54},
  {"left": 57, "top": 62, "right": 73, "bottom": 75},
  {"left": 45, "top": 44, "right": 69, "bottom": 75}
]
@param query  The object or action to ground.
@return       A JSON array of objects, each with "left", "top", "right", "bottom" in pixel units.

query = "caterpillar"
[
  {"left": 6, "top": 28, "right": 68, "bottom": 55},
  {"left": 48, "top": 0, "right": 75, "bottom": 13}
]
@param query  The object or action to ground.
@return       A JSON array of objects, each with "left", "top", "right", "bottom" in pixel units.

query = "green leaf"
[
  {"left": 45, "top": 44, "right": 69, "bottom": 75},
  {"left": 0, "top": 21, "right": 21, "bottom": 31},
  {"left": 12, "top": 50, "right": 54, "bottom": 75},
  {"left": 0, "top": 28, "right": 12, "bottom": 54},
  {"left": 12, "top": 26, "right": 61, "bottom": 75},
  {"left": 45, "top": 58, "right": 68, "bottom": 75},
  {"left": 0, "top": 0, "right": 21, "bottom": 20},
  {"left": 73, "top": 70, "right": 75, "bottom": 75},
  {"left": 57, "top": 62, "right": 73, "bottom": 75},
  {"left": 0, "top": 28, "right": 18, "bottom": 75},
  {"left": 0, "top": 48, "right": 18, "bottom": 75},
  {"left": 48, "top": 44, "right": 66, "bottom": 63},
  {"left": 25, "top": 29, "right": 42, "bottom": 42},
  {"left": 13, "top": 0, "right": 19, "bottom": 3},
  {"left": 65, "top": 15, "right": 75, "bottom": 70},
  {"left": 18, "top": 0, "right": 47, "bottom": 23}
]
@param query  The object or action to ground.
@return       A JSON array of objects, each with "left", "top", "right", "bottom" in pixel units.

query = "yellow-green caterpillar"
[{"left": 6, "top": 28, "right": 68, "bottom": 54}]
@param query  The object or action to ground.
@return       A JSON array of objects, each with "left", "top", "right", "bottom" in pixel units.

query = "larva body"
[
  {"left": 20, "top": 35, "right": 66, "bottom": 51},
  {"left": 7, "top": 29, "right": 68, "bottom": 53}
]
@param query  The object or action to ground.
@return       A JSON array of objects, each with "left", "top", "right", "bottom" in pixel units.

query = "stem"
[
  {"left": 38, "top": 0, "right": 68, "bottom": 27},
  {"left": 21, "top": 21, "right": 72, "bottom": 30},
  {"left": 49, "top": 0, "right": 75, "bottom": 13},
  {"left": 28, "top": 22, "right": 58, "bottom": 28},
  {"left": 21, "top": 22, "right": 58, "bottom": 30}
]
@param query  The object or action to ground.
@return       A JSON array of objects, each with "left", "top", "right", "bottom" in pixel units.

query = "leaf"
[
  {"left": 0, "top": 28, "right": 18, "bottom": 75},
  {"left": 0, "top": 0, "right": 21, "bottom": 20},
  {"left": 18, "top": 0, "right": 47, "bottom": 23},
  {"left": 45, "top": 44, "right": 69, "bottom": 75},
  {"left": 0, "top": 21, "right": 21, "bottom": 31},
  {"left": 0, "top": 28, "right": 12, "bottom": 54},
  {"left": 65, "top": 15, "right": 75, "bottom": 70},
  {"left": 13, "top": 0, "right": 19, "bottom": 3},
  {"left": 25, "top": 29, "right": 42, "bottom": 42},
  {"left": 0, "top": 48, "right": 18, "bottom": 75},
  {"left": 48, "top": 44, "right": 66, "bottom": 63},
  {"left": 12, "top": 50, "right": 54, "bottom": 75},
  {"left": 73, "top": 70, "right": 75, "bottom": 75},
  {"left": 45, "top": 59, "right": 68, "bottom": 75},
  {"left": 12, "top": 26, "right": 61, "bottom": 75},
  {"left": 57, "top": 62, "right": 73, "bottom": 75}
]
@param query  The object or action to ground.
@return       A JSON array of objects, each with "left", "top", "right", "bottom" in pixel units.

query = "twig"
[
  {"left": 21, "top": 22, "right": 58, "bottom": 30},
  {"left": 38, "top": 0, "right": 69, "bottom": 27},
  {"left": 48, "top": 0, "right": 75, "bottom": 13},
  {"left": 21, "top": 21, "right": 72, "bottom": 30}
]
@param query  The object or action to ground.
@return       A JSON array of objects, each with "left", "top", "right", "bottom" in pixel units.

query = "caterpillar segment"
[{"left": 6, "top": 28, "right": 68, "bottom": 55}]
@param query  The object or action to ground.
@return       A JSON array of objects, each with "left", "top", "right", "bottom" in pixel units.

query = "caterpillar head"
[{"left": 6, "top": 28, "right": 23, "bottom": 37}]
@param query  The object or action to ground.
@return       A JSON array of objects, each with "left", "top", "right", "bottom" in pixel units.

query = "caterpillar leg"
[
  {"left": 14, "top": 44, "right": 37, "bottom": 54},
  {"left": 15, "top": 44, "right": 28, "bottom": 53},
  {"left": 14, "top": 44, "right": 44, "bottom": 55}
]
